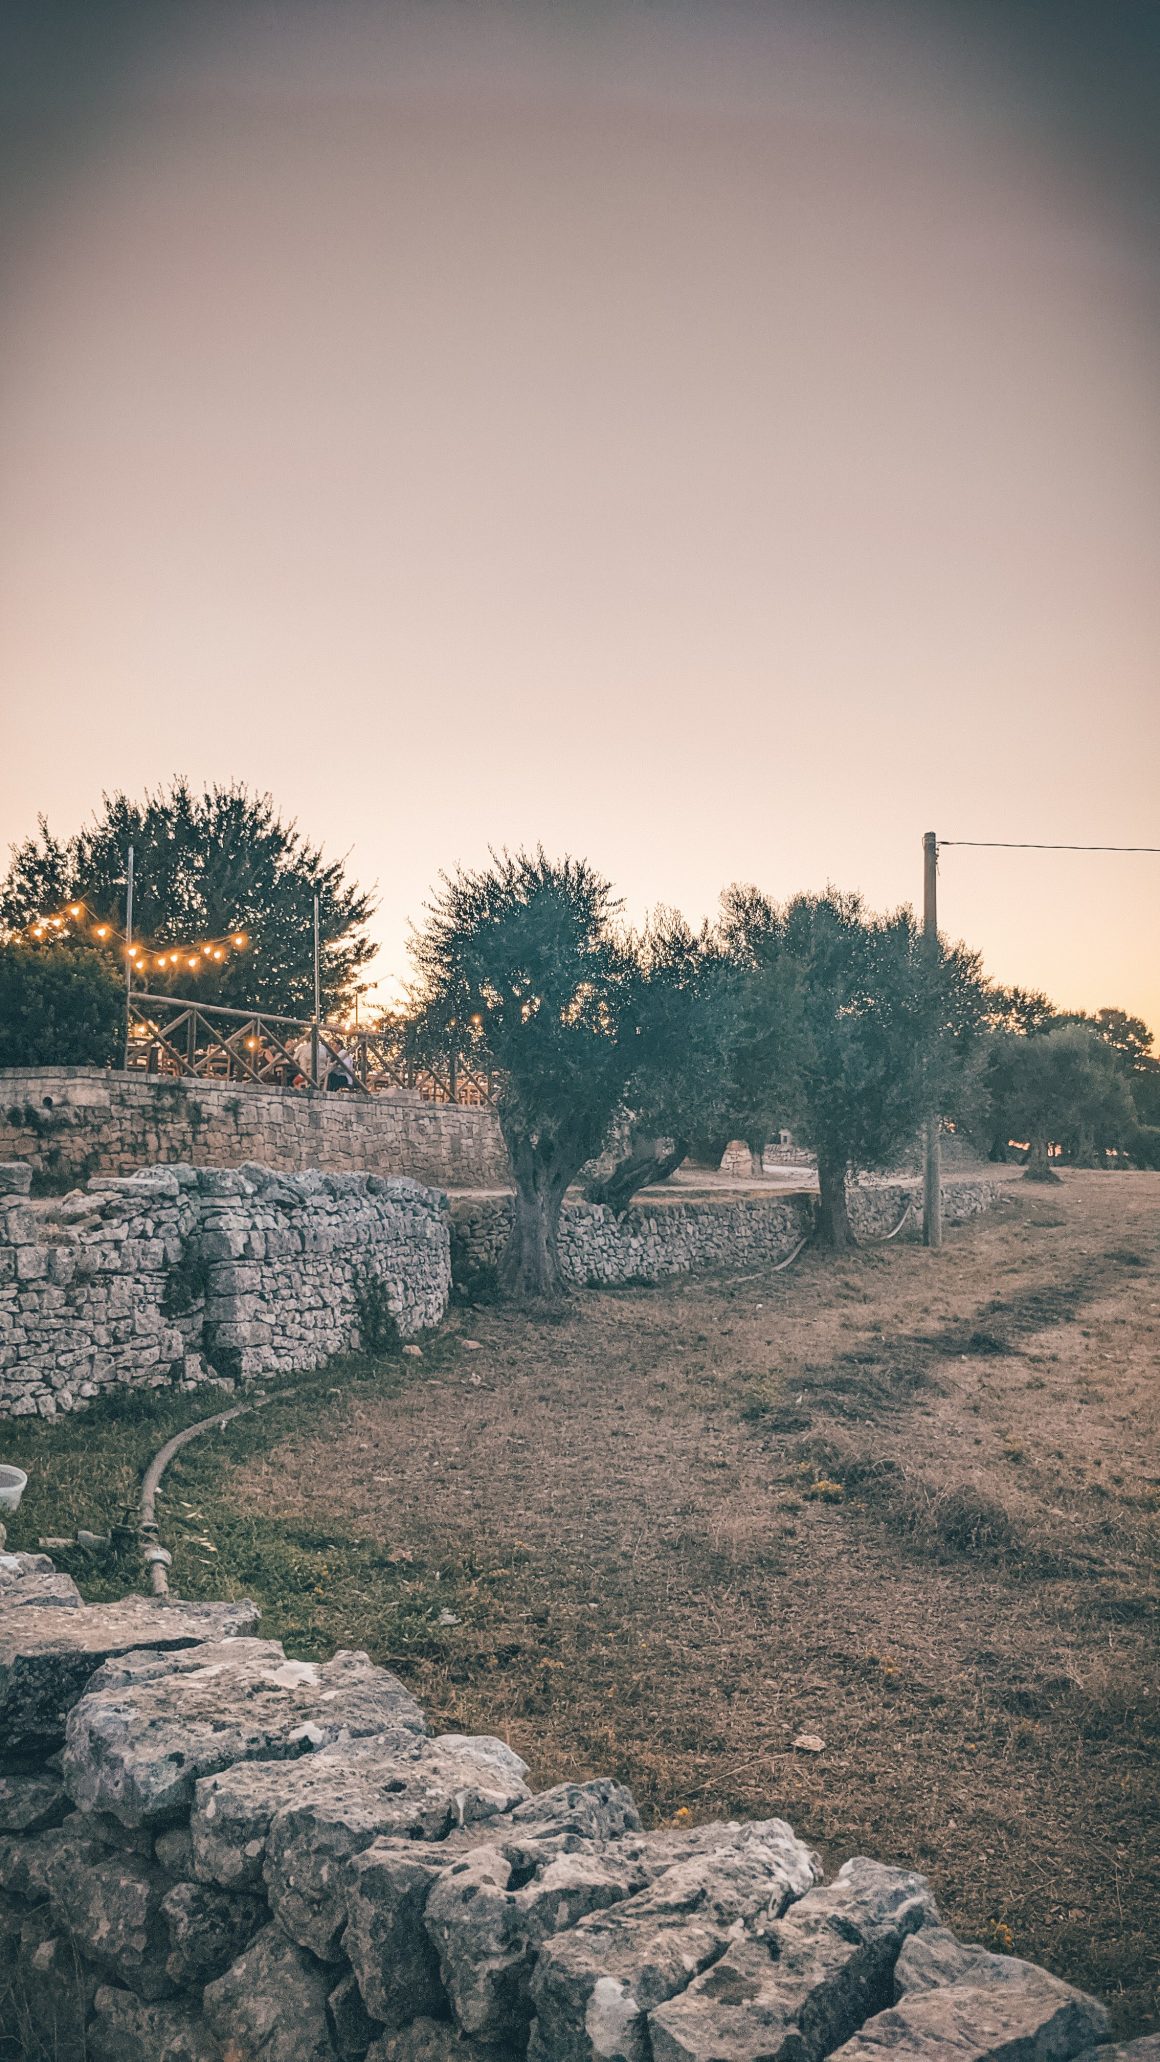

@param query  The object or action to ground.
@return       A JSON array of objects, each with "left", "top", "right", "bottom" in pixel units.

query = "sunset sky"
[{"left": 1, "top": 3, "right": 1157, "bottom": 1027}]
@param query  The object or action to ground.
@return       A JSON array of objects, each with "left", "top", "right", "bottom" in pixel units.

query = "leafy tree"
[
  {"left": 1, "top": 782, "right": 376, "bottom": 1019},
  {"left": 583, "top": 914, "right": 740, "bottom": 1212},
  {"left": 0, "top": 942, "right": 122, "bottom": 1069},
  {"left": 1087, "top": 1006, "right": 1155, "bottom": 1069},
  {"left": 409, "top": 849, "right": 637, "bottom": 1300},
  {"left": 725, "top": 888, "right": 986, "bottom": 1247},
  {"left": 706, "top": 887, "right": 805, "bottom": 1173},
  {"left": 985, "top": 1024, "right": 1135, "bottom": 1179}
]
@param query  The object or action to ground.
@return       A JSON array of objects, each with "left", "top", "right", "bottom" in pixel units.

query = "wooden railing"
[{"left": 125, "top": 995, "right": 495, "bottom": 1105}]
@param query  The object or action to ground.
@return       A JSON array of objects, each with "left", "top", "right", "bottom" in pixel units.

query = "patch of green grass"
[{"left": 0, "top": 1338, "right": 458, "bottom": 1619}]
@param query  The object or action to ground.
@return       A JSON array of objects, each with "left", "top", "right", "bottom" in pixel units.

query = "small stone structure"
[
  {"left": 0, "top": 1558, "right": 1142, "bottom": 2062},
  {"left": 0, "top": 1069, "right": 509, "bottom": 1192},
  {"left": 0, "top": 1163, "right": 450, "bottom": 1421},
  {"left": 450, "top": 1180, "right": 1004, "bottom": 1288}
]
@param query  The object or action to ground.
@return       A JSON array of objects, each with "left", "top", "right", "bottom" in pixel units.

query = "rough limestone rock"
[
  {"left": 327, "top": 1966, "right": 384, "bottom": 2061},
  {"left": 12, "top": 1904, "right": 100, "bottom": 2062},
  {"left": 0, "top": 1767, "right": 69, "bottom": 1833},
  {"left": 87, "top": 1985, "right": 223, "bottom": 2062},
  {"left": 426, "top": 1840, "right": 658, "bottom": 2045},
  {"left": 0, "top": 1811, "right": 112, "bottom": 1903},
  {"left": 159, "top": 1876, "right": 267, "bottom": 1987},
  {"left": 0, "top": 1551, "right": 82, "bottom": 1610},
  {"left": 261, "top": 1732, "right": 531, "bottom": 1959},
  {"left": 64, "top": 1637, "right": 426, "bottom": 1825},
  {"left": 202, "top": 1919, "right": 339, "bottom": 2062},
  {"left": 833, "top": 1929, "right": 1110, "bottom": 2062},
  {"left": 50, "top": 1848, "right": 177, "bottom": 2000},
  {"left": 366, "top": 2020, "right": 500, "bottom": 2062},
  {"left": 0, "top": 1595, "right": 259, "bottom": 1758},
  {"left": 193, "top": 1729, "right": 527, "bottom": 1903},
  {"left": 527, "top": 1820, "right": 822, "bottom": 2062},
  {"left": 648, "top": 1857, "right": 938, "bottom": 2062},
  {"left": 342, "top": 1780, "right": 648, "bottom": 2029}
]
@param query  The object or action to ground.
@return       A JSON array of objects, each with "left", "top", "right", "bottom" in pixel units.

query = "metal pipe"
[{"left": 138, "top": 1400, "right": 263, "bottom": 1597}]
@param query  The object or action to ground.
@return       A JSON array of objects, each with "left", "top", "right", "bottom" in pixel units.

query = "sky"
[{"left": 1, "top": 1, "right": 1157, "bottom": 1026}]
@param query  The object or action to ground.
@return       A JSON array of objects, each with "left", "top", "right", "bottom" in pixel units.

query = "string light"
[{"left": 24, "top": 896, "right": 253, "bottom": 976}]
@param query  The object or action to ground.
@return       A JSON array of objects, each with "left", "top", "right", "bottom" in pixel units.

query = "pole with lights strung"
[
  {"left": 311, "top": 892, "right": 321, "bottom": 1089},
  {"left": 122, "top": 844, "right": 135, "bottom": 1071}
]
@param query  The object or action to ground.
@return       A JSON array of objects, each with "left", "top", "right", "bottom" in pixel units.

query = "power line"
[{"left": 939, "top": 840, "right": 1160, "bottom": 854}]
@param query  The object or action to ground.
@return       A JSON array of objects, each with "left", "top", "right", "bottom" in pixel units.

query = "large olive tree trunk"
[
  {"left": 498, "top": 1137, "right": 575, "bottom": 1301},
  {"left": 1024, "top": 1134, "right": 1061, "bottom": 1183},
  {"left": 815, "top": 1152, "right": 855, "bottom": 1249}
]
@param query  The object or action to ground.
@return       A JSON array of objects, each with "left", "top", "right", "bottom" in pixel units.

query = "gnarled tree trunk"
[
  {"left": 585, "top": 1135, "right": 689, "bottom": 1217},
  {"left": 498, "top": 1138, "right": 574, "bottom": 1301},
  {"left": 815, "top": 1152, "right": 854, "bottom": 1249},
  {"left": 1024, "top": 1134, "right": 1061, "bottom": 1183}
]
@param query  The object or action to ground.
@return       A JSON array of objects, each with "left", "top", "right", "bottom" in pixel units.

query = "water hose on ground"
[{"left": 138, "top": 1400, "right": 265, "bottom": 1597}]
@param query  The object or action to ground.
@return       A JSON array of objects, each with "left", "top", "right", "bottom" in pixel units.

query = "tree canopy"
[
  {"left": 721, "top": 887, "right": 988, "bottom": 1245},
  {"left": 1, "top": 782, "right": 376, "bottom": 1019},
  {"left": 985, "top": 1023, "right": 1136, "bottom": 1179},
  {"left": 0, "top": 942, "right": 123, "bottom": 1071},
  {"left": 410, "top": 849, "right": 637, "bottom": 1297}
]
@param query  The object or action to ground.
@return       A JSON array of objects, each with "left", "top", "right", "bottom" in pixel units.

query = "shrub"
[{"left": 0, "top": 942, "right": 122, "bottom": 1069}]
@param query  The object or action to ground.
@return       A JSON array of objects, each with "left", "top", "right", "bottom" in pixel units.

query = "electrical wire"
[{"left": 939, "top": 841, "right": 1160, "bottom": 854}]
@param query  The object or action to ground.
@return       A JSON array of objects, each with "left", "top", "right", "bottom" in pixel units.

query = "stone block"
[
  {"left": 87, "top": 1985, "right": 224, "bottom": 2062},
  {"left": 648, "top": 1858, "right": 938, "bottom": 2061},
  {"left": 0, "top": 1595, "right": 259, "bottom": 1759},
  {"left": 66, "top": 1639, "right": 425, "bottom": 1826},
  {"left": 160, "top": 1877, "right": 266, "bottom": 1986},
  {"left": 527, "top": 1820, "right": 822, "bottom": 2062},
  {"left": 202, "top": 1920, "right": 339, "bottom": 2062},
  {"left": 257, "top": 1731, "right": 529, "bottom": 1959}
]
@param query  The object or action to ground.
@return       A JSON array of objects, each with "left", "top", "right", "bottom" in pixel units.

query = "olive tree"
[
  {"left": 723, "top": 888, "right": 985, "bottom": 1247},
  {"left": 985, "top": 1023, "right": 1136, "bottom": 1179},
  {"left": 409, "top": 849, "right": 636, "bottom": 1300}
]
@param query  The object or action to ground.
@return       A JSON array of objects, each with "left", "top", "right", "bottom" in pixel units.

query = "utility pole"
[
  {"left": 922, "top": 830, "right": 942, "bottom": 1248},
  {"left": 122, "top": 843, "right": 135, "bottom": 1071},
  {"left": 311, "top": 892, "right": 321, "bottom": 1089}
]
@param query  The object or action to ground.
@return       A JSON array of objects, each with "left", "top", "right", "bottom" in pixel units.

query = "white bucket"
[{"left": 0, "top": 1466, "right": 28, "bottom": 1514}]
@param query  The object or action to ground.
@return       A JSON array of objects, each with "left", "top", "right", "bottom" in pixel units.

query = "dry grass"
[{"left": 7, "top": 1171, "right": 1157, "bottom": 2033}]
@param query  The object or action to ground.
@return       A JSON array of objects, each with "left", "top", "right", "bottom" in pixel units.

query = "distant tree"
[
  {"left": 985, "top": 986, "right": 1059, "bottom": 1037},
  {"left": 1, "top": 783, "right": 376, "bottom": 1019},
  {"left": 581, "top": 911, "right": 787, "bottom": 1214},
  {"left": 410, "top": 849, "right": 636, "bottom": 1300},
  {"left": 985, "top": 1024, "right": 1136, "bottom": 1179},
  {"left": 1087, "top": 1006, "right": 1155, "bottom": 1069},
  {"left": 736, "top": 890, "right": 988, "bottom": 1248},
  {"left": 707, "top": 886, "right": 804, "bottom": 1174},
  {"left": 0, "top": 942, "right": 122, "bottom": 1069}
]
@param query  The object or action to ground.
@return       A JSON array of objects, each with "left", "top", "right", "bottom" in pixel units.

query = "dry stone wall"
[
  {"left": 450, "top": 1180, "right": 1005, "bottom": 1288},
  {"left": 0, "top": 1163, "right": 450, "bottom": 1421},
  {"left": 0, "top": 1557, "right": 1141, "bottom": 2062},
  {"left": 0, "top": 1069, "right": 509, "bottom": 1192}
]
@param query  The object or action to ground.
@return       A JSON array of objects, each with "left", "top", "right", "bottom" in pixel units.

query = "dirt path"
[{"left": 219, "top": 1173, "right": 1159, "bottom": 2035}]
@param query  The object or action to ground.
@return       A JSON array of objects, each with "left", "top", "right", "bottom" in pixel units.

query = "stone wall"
[
  {"left": 0, "top": 1163, "right": 450, "bottom": 1421},
  {"left": 0, "top": 1069, "right": 509, "bottom": 1193},
  {"left": 0, "top": 1558, "right": 1130, "bottom": 2062},
  {"left": 450, "top": 1179, "right": 1005, "bottom": 1288}
]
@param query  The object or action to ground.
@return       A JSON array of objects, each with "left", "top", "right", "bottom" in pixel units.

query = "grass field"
[{"left": 4, "top": 1171, "right": 1157, "bottom": 2034}]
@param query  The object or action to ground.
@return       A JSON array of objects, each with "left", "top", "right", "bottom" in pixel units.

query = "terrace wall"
[
  {"left": 0, "top": 1068, "right": 509, "bottom": 1192},
  {"left": 0, "top": 1162, "right": 450, "bottom": 1420},
  {"left": 450, "top": 1178, "right": 1005, "bottom": 1288}
]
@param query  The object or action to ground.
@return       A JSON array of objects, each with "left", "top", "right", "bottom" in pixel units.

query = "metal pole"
[
  {"left": 922, "top": 830, "right": 942, "bottom": 1248},
  {"left": 122, "top": 843, "right": 135, "bottom": 1070},
  {"left": 312, "top": 893, "right": 321, "bottom": 1088}
]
